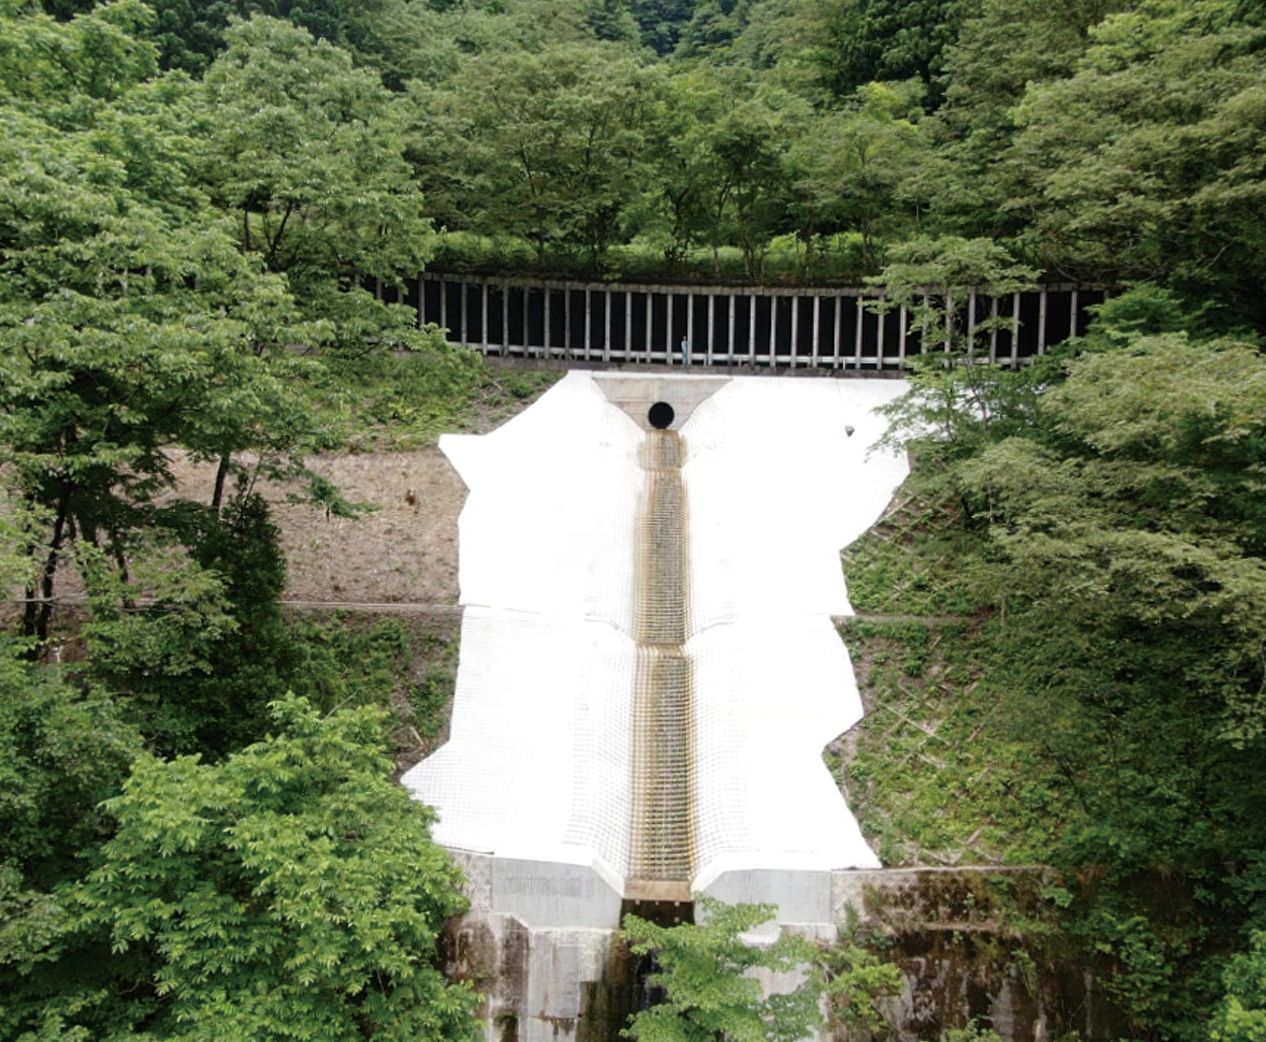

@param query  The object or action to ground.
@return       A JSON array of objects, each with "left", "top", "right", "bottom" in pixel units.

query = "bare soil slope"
[{"left": 167, "top": 448, "right": 466, "bottom": 608}]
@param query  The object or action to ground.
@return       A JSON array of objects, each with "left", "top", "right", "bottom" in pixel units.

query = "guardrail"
[{"left": 372, "top": 273, "right": 1107, "bottom": 369}]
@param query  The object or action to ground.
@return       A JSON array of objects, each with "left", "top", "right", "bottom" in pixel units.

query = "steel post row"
[{"left": 394, "top": 275, "right": 1106, "bottom": 370}]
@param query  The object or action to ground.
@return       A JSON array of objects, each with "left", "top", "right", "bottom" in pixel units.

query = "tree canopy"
[
  {"left": 623, "top": 898, "right": 824, "bottom": 1042},
  {"left": 2, "top": 696, "right": 476, "bottom": 1042}
]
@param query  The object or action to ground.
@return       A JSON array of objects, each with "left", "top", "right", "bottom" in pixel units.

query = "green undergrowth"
[
  {"left": 305, "top": 350, "right": 561, "bottom": 451},
  {"left": 834, "top": 477, "right": 1069, "bottom": 868},
  {"left": 285, "top": 613, "right": 458, "bottom": 765},
  {"left": 841, "top": 481, "right": 982, "bottom": 618},
  {"left": 831, "top": 618, "right": 1065, "bottom": 868},
  {"left": 465, "top": 367, "right": 566, "bottom": 432}
]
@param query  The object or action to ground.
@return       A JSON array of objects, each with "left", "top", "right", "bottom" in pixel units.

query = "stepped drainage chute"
[{"left": 627, "top": 428, "right": 694, "bottom": 902}]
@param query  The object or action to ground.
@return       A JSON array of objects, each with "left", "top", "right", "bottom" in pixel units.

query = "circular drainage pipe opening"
[{"left": 648, "top": 402, "right": 675, "bottom": 430}]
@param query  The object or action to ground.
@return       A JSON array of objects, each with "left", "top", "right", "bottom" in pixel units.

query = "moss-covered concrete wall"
[
  {"left": 440, "top": 867, "right": 1129, "bottom": 1042},
  {"left": 832, "top": 868, "right": 1129, "bottom": 1042}
]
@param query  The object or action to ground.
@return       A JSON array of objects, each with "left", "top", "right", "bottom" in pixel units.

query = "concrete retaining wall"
[{"left": 441, "top": 862, "right": 1125, "bottom": 1042}]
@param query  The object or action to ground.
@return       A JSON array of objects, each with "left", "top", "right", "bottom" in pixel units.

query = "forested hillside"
[{"left": 2, "top": 0, "right": 1265, "bottom": 1039}]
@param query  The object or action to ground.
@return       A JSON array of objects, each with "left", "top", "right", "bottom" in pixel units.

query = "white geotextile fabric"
[
  {"left": 680, "top": 378, "right": 910, "bottom": 885},
  {"left": 403, "top": 374, "right": 643, "bottom": 891},
  {"left": 401, "top": 371, "right": 909, "bottom": 888},
  {"left": 441, "top": 374, "right": 643, "bottom": 631}
]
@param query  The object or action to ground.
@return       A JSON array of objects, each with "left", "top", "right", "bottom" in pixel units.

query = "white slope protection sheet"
[
  {"left": 401, "top": 371, "right": 909, "bottom": 891},
  {"left": 402, "top": 373, "right": 643, "bottom": 892},
  {"left": 681, "top": 378, "right": 909, "bottom": 886}
]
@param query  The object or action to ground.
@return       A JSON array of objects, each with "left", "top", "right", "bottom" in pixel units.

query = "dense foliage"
[
  {"left": 0, "top": 7, "right": 477, "bottom": 1037},
  {"left": 7, "top": 0, "right": 1258, "bottom": 310},
  {"left": 622, "top": 898, "right": 903, "bottom": 1042},
  {"left": 23, "top": 0, "right": 1259, "bottom": 312},
  {"left": 124, "top": 0, "right": 1255, "bottom": 334},
  {"left": 1, "top": 690, "right": 475, "bottom": 1042},
  {"left": 623, "top": 898, "right": 826, "bottom": 1042},
  {"left": 841, "top": 281, "right": 1266, "bottom": 1041}
]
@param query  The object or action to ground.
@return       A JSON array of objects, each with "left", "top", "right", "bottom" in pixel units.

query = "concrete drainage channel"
[{"left": 626, "top": 424, "right": 694, "bottom": 914}]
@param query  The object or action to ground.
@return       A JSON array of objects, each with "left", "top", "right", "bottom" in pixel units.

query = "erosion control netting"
[
  {"left": 629, "top": 648, "right": 693, "bottom": 882},
  {"left": 636, "top": 438, "right": 687, "bottom": 648},
  {"left": 629, "top": 432, "right": 693, "bottom": 883}
]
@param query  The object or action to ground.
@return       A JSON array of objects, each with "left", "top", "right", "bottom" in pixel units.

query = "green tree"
[
  {"left": 1213, "top": 932, "right": 1266, "bottom": 1042},
  {"left": 787, "top": 79, "right": 928, "bottom": 272},
  {"left": 0, "top": 651, "right": 138, "bottom": 900},
  {"left": 2, "top": 0, "right": 159, "bottom": 102},
  {"left": 924, "top": 0, "right": 1132, "bottom": 242},
  {"left": 417, "top": 42, "right": 663, "bottom": 268},
  {"left": 778, "top": 0, "right": 964, "bottom": 104},
  {"left": 1002, "top": 0, "right": 1266, "bottom": 323},
  {"left": 961, "top": 333, "right": 1266, "bottom": 738},
  {"left": 200, "top": 16, "right": 438, "bottom": 340},
  {"left": 79, "top": 491, "right": 295, "bottom": 757},
  {"left": 1, "top": 4, "right": 471, "bottom": 647},
  {"left": 0, "top": 507, "right": 141, "bottom": 1042},
  {"left": 110, "top": 0, "right": 406, "bottom": 76},
  {"left": 586, "top": 0, "right": 640, "bottom": 41},
  {"left": 674, "top": 0, "right": 747, "bottom": 60},
  {"left": 634, "top": 67, "right": 726, "bottom": 271},
  {"left": 698, "top": 76, "right": 806, "bottom": 275},
  {"left": 867, "top": 236, "right": 1039, "bottom": 460},
  {"left": 936, "top": 0, "right": 1128, "bottom": 145},
  {"left": 946, "top": 329, "right": 1266, "bottom": 1035},
  {"left": 629, "top": 0, "right": 698, "bottom": 55},
  {"left": 0, "top": 678, "right": 139, "bottom": 1042},
  {"left": 0, "top": 19, "right": 323, "bottom": 641},
  {"left": 820, "top": 936, "right": 902, "bottom": 1039},
  {"left": 622, "top": 898, "right": 823, "bottom": 1042},
  {"left": 12, "top": 696, "right": 477, "bottom": 1042}
]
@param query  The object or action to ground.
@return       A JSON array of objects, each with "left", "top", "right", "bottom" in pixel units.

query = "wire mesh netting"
[
  {"left": 629, "top": 431, "right": 695, "bottom": 882},
  {"left": 629, "top": 648, "right": 694, "bottom": 881}
]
